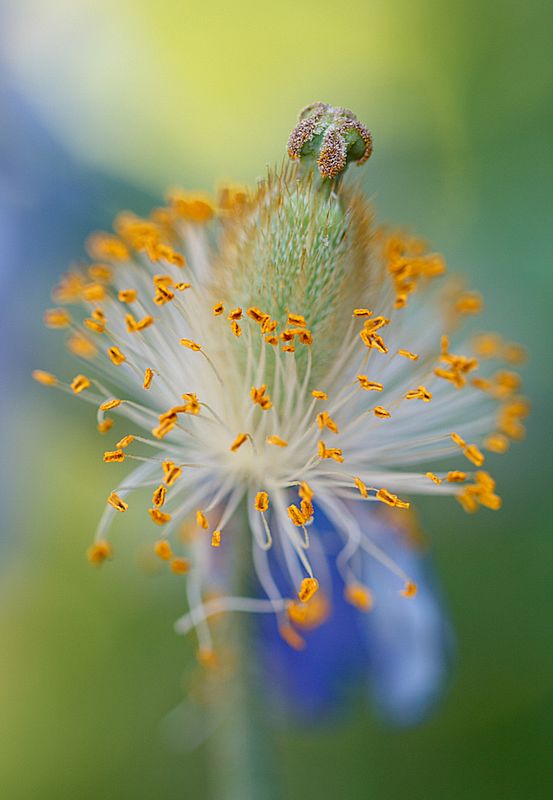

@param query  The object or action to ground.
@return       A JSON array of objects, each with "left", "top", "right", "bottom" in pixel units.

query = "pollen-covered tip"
[
  {"left": 107, "top": 491, "right": 128, "bottom": 512},
  {"left": 287, "top": 102, "right": 373, "bottom": 180},
  {"left": 298, "top": 577, "right": 319, "bottom": 603},
  {"left": 87, "top": 540, "right": 112, "bottom": 565}
]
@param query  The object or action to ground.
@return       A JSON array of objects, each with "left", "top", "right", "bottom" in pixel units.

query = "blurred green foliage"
[{"left": 0, "top": 0, "right": 551, "bottom": 797}]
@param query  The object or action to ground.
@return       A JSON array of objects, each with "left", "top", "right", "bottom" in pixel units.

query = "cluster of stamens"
[{"left": 33, "top": 160, "right": 528, "bottom": 660}]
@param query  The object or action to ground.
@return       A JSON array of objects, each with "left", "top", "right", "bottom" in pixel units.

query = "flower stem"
[{"left": 207, "top": 614, "right": 280, "bottom": 800}]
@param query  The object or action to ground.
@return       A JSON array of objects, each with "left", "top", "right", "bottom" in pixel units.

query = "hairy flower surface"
[{"left": 35, "top": 103, "right": 528, "bottom": 663}]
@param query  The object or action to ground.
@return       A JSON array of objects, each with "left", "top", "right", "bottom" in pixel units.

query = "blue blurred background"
[{"left": 0, "top": 1, "right": 552, "bottom": 797}]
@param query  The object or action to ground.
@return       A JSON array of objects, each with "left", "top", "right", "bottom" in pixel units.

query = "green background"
[{"left": 0, "top": 0, "right": 551, "bottom": 797}]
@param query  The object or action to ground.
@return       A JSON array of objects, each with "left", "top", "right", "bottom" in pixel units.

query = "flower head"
[{"left": 35, "top": 103, "right": 528, "bottom": 667}]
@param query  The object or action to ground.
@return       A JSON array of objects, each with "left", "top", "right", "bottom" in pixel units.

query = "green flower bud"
[{"left": 287, "top": 102, "right": 373, "bottom": 181}]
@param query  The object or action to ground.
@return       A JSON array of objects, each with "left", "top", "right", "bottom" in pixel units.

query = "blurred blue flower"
[{"left": 257, "top": 502, "right": 453, "bottom": 725}]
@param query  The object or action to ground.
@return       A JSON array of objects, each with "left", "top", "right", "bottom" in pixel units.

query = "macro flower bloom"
[{"left": 35, "top": 102, "right": 528, "bottom": 674}]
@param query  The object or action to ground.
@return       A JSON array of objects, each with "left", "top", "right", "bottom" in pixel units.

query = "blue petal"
[
  {"left": 256, "top": 503, "right": 453, "bottom": 725},
  {"left": 357, "top": 510, "right": 454, "bottom": 726}
]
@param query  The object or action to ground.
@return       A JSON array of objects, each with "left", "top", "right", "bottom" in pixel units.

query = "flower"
[{"left": 34, "top": 102, "right": 528, "bottom": 668}]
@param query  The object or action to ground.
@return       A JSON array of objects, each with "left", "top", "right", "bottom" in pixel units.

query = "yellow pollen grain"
[
  {"left": 162, "top": 460, "right": 182, "bottom": 486},
  {"left": 376, "top": 488, "right": 410, "bottom": 508},
  {"left": 152, "top": 485, "right": 166, "bottom": 507},
  {"left": 463, "top": 444, "right": 485, "bottom": 467},
  {"left": 398, "top": 349, "right": 419, "bottom": 360},
  {"left": 360, "top": 330, "right": 388, "bottom": 353},
  {"left": 196, "top": 510, "right": 209, "bottom": 529},
  {"left": 44, "top": 308, "right": 72, "bottom": 328},
  {"left": 298, "top": 577, "right": 319, "bottom": 603},
  {"left": 82, "top": 282, "right": 107, "bottom": 303},
  {"left": 135, "top": 315, "right": 154, "bottom": 331},
  {"left": 118, "top": 289, "right": 137, "bottom": 303},
  {"left": 267, "top": 435, "right": 288, "bottom": 447},
  {"left": 287, "top": 312, "right": 306, "bottom": 327},
  {"left": 149, "top": 508, "right": 172, "bottom": 525},
  {"left": 154, "top": 286, "right": 174, "bottom": 305},
  {"left": 426, "top": 472, "right": 442, "bottom": 485},
  {"left": 455, "top": 291, "right": 483, "bottom": 315},
  {"left": 107, "top": 346, "right": 126, "bottom": 366},
  {"left": 170, "top": 557, "right": 190, "bottom": 575},
  {"left": 84, "top": 318, "right": 105, "bottom": 334},
  {"left": 88, "top": 263, "right": 112, "bottom": 283},
  {"left": 230, "top": 432, "right": 248, "bottom": 452},
  {"left": 154, "top": 540, "right": 173, "bottom": 560},
  {"left": 484, "top": 433, "right": 510, "bottom": 454},
  {"left": 261, "top": 318, "right": 277, "bottom": 335},
  {"left": 451, "top": 432, "right": 466, "bottom": 448},
  {"left": 318, "top": 441, "right": 344, "bottom": 462},
  {"left": 401, "top": 581, "right": 418, "bottom": 598},
  {"left": 33, "top": 370, "right": 58, "bottom": 386},
  {"left": 357, "top": 375, "right": 383, "bottom": 391},
  {"left": 494, "top": 370, "right": 521, "bottom": 392},
  {"left": 287, "top": 596, "right": 328, "bottom": 629},
  {"left": 300, "top": 498, "right": 314, "bottom": 520},
  {"left": 255, "top": 491, "right": 269, "bottom": 512},
  {"left": 317, "top": 411, "right": 339, "bottom": 434},
  {"left": 153, "top": 274, "right": 174, "bottom": 288},
  {"left": 363, "top": 315, "right": 389, "bottom": 334},
  {"left": 251, "top": 384, "right": 272, "bottom": 410},
  {"left": 502, "top": 342, "right": 527, "bottom": 365},
  {"left": 472, "top": 333, "right": 501, "bottom": 359},
  {"left": 116, "top": 434, "right": 134, "bottom": 448},
  {"left": 103, "top": 449, "right": 125, "bottom": 463},
  {"left": 231, "top": 321, "right": 242, "bottom": 337},
  {"left": 405, "top": 386, "right": 432, "bottom": 402},
  {"left": 299, "top": 482, "right": 314, "bottom": 501},
  {"left": 71, "top": 374, "right": 90, "bottom": 394},
  {"left": 353, "top": 308, "right": 372, "bottom": 317},
  {"left": 182, "top": 392, "right": 200, "bottom": 414},
  {"left": 228, "top": 307, "right": 243, "bottom": 321},
  {"left": 68, "top": 333, "right": 97, "bottom": 359},
  {"left": 287, "top": 504, "right": 306, "bottom": 526},
  {"left": 246, "top": 307, "right": 266, "bottom": 323},
  {"left": 373, "top": 406, "right": 391, "bottom": 419},
  {"left": 174, "top": 282, "right": 191, "bottom": 292},
  {"left": 97, "top": 419, "right": 113, "bottom": 434},
  {"left": 212, "top": 302, "right": 224, "bottom": 316},
  {"left": 52, "top": 272, "right": 83, "bottom": 303},
  {"left": 265, "top": 335, "right": 279, "bottom": 346},
  {"left": 211, "top": 530, "right": 221, "bottom": 548},
  {"left": 100, "top": 398, "right": 121, "bottom": 411},
  {"left": 143, "top": 368, "right": 154, "bottom": 389},
  {"left": 447, "top": 471, "right": 467, "bottom": 482},
  {"left": 311, "top": 390, "right": 328, "bottom": 400},
  {"left": 107, "top": 491, "right": 128, "bottom": 512},
  {"left": 87, "top": 232, "right": 129, "bottom": 262},
  {"left": 354, "top": 476, "right": 369, "bottom": 498},
  {"left": 87, "top": 540, "right": 112, "bottom": 565},
  {"left": 152, "top": 420, "right": 175, "bottom": 439},
  {"left": 117, "top": 289, "right": 138, "bottom": 303},
  {"left": 344, "top": 583, "right": 373, "bottom": 612},
  {"left": 180, "top": 338, "right": 201, "bottom": 351}
]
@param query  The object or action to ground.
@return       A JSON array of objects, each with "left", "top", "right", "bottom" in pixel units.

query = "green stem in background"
[
  {"left": 207, "top": 614, "right": 280, "bottom": 800},
  {"left": 206, "top": 505, "right": 280, "bottom": 800}
]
